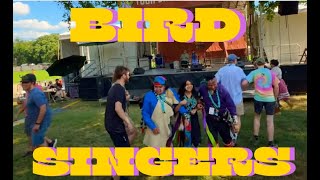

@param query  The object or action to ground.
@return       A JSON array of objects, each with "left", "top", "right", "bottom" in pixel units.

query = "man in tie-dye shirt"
[{"left": 242, "top": 57, "right": 279, "bottom": 147}]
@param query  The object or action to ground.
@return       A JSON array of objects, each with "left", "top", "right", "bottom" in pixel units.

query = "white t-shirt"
[{"left": 271, "top": 66, "right": 282, "bottom": 80}]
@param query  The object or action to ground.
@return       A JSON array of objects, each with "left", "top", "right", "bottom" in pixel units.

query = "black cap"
[{"left": 21, "top": 73, "right": 36, "bottom": 83}]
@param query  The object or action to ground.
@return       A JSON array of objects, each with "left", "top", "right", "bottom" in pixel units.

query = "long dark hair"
[{"left": 178, "top": 80, "right": 198, "bottom": 100}]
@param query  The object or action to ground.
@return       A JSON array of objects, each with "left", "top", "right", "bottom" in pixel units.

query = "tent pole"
[
  {"left": 279, "top": 15, "right": 282, "bottom": 63},
  {"left": 97, "top": 45, "right": 103, "bottom": 76},
  {"left": 258, "top": 2, "right": 264, "bottom": 58}
]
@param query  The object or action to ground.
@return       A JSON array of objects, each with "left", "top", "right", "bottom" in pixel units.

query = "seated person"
[
  {"left": 55, "top": 79, "right": 66, "bottom": 100},
  {"left": 47, "top": 81, "right": 56, "bottom": 98},
  {"left": 180, "top": 50, "right": 189, "bottom": 68}
]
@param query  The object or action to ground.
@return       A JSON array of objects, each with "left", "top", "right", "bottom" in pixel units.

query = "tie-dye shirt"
[{"left": 246, "top": 67, "right": 279, "bottom": 102}]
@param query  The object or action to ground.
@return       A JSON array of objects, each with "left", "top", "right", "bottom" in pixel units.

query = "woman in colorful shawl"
[{"left": 175, "top": 80, "right": 202, "bottom": 147}]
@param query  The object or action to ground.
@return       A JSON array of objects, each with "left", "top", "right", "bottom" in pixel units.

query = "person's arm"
[
  {"left": 113, "top": 87, "right": 131, "bottom": 126},
  {"left": 32, "top": 92, "right": 48, "bottom": 132},
  {"left": 242, "top": 71, "right": 254, "bottom": 90},
  {"left": 220, "top": 85, "right": 237, "bottom": 116},
  {"left": 115, "top": 101, "right": 130, "bottom": 125},
  {"left": 272, "top": 73, "right": 280, "bottom": 99},
  {"left": 15, "top": 104, "right": 26, "bottom": 120},
  {"left": 141, "top": 93, "right": 157, "bottom": 130},
  {"left": 169, "top": 88, "right": 188, "bottom": 114}
]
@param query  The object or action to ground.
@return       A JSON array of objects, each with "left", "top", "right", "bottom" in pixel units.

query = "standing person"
[
  {"left": 198, "top": 76, "right": 238, "bottom": 147},
  {"left": 141, "top": 76, "right": 188, "bottom": 147},
  {"left": 105, "top": 66, "right": 132, "bottom": 180},
  {"left": 20, "top": 74, "right": 57, "bottom": 152},
  {"left": 177, "top": 80, "right": 201, "bottom": 147},
  {"left": 215, "top": 54, "right": 246, "bottom": 144},
  {"left": 191, "top": 51, "right": 198, "bottom": 65},
  {"left": 242, "top": 57, "right": 279, "bottom": 147},
  {"left": 270, "top": 59, "right": 293, "bottom": 108},
  {"left": 16, "top": 81, "right": 57, "bottom": 157}
]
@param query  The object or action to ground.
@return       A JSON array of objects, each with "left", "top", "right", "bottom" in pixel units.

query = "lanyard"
[
  {"left": 155, "top": 93, "right": 166, "bottom": 113},
  {"left": 184, "top": 95, "right": 197, "bottom": 112},
  {"left": 208, "top": 90, "right": 220, "bottom": 108}
]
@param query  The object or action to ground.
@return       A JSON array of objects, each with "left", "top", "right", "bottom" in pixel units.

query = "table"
[{"left": 43, "top": 88, "right": 56, "bottom": 103}]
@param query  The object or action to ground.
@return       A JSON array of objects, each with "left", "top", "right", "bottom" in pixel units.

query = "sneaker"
[
  {"left": 250, "top": 137, "right": 259, "bottom": 146},
  {"left": 48, "top": 139, "right": 58, "bottom": 148},
  {"left": 268, "top": 142, "right": 278, "bottom": 148}
]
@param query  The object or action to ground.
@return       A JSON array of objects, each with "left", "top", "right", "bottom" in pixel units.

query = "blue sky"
[
  {"left": 13, "top": 1, "right": 69, "bottom": 40},
  {"left": 13, "top": 1, "right": 127, "bottom": 41}
]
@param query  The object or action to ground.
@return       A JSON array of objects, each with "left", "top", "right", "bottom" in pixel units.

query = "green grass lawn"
[
  {"left": 13, "top": 96, "right": 307, "bottom": 180},
  {"left": 13, "top": 70, "right": 61, "bottom": 84}
]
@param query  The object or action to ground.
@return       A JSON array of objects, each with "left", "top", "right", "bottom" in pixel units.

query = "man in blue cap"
[
  {"left": 141, "top": 76, "right": 188, "bottom": 147},
  {"left": 20, "top": 73, "right": 57, "bottom": 152},
  {"left": 215, "top": 54, "right": 247, "bottom": 144}
]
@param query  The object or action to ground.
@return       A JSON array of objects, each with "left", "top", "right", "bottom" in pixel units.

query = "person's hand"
[
  {"left": 32, "top": 124, "right": 40, "bottom": 133},
  {"left": 127, "top": 122, "right": 134, "bottom": 131},
  {"left": 152, "top": 128, "right": 160, "bottom": 135},
  {"left": 197, "top": 103, "right": 203, "bottom": 110},
  {"left": 184, "top": 120, "right": 190, "bottom": 127},
  {"left": 232, "top": 116, "right": 240, "bottom": 133},
  {"left": 179, "top": 100, "right": 187, "bottom": 106},
  {"left": 190, "top": 109, "right": 197, "bottom": 115},
  {"left": 14, "top": 114, "right": 18, "bottom": 121}
]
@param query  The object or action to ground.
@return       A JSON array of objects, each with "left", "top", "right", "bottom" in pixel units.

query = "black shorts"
[
  {"left": 254, "top": 100, "right": 276, "bottom": 115},
  {"left": 107, "top": 131, "right": 130, "bottom": 147},
  {"left": 206, "top": 116, "right": 232, "bottom": 146}
]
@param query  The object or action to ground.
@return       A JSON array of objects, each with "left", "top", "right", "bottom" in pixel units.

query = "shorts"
[
  {"left": 108, "top": 131, "right": 130, "bottom": 147},
  {"left": 236, "top": 102, "right": 244, "bottom": 116},
  {"left": 32, "top": 120, "right": 51, "bottom": 147},
  {"left": 206, "top": 116, "right": 232, "bottom": 146},
  {"left": 254, "top": 100, "right": 276, "bottom": 115}
]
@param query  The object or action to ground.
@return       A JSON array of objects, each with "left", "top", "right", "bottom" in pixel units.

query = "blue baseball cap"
[
  {"left": 153, "top": 76, "right": 166, "bottom": 86},
  {"left": 227, "top": 54, "right": 239, "bottom": 61}
]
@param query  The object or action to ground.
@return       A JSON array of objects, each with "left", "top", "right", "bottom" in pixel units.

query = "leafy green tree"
[
  {"left": 31, "top": 34, "right": 59, "bottom": 64},
  {"left": 13, "top": 39, "right": 34, "bottom": 65},
  {"left": 249, "top": 1, "right": 307, "bottom": 22},
  {"left": 13, "top": 34, "right": 59, "bottom": 65},
  {"left": 57, "top": 1, "right": 133, "bottom": 27}
]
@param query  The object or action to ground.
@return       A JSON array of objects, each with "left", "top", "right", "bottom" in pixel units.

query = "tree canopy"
[
  {"left": 13, "top": 34, "right": 59, "bottom": 66},
  {"left": 57, "top": 1, "right": 133, "bottom": 26},
  {"left": 249, "top": 1, "right": 307, "bottom": 21}
]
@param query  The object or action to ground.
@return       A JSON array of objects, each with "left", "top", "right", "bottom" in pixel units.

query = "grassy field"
[
  {"left": 13, "top": 70, "right": 61, "bottom": 84},
  {"left": 13, "top": 96, "right": 307, "bottom": 180}
]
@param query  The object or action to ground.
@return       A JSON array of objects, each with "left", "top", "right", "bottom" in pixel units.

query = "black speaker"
[
  {"left": 278, "top": 1, "right": 299, "bottom": 16},
  {"left": 281, "top": 64, "right": 307, "bottom": 94},
  {"left": 190, "top": 64, "right": 203, "bottom": 71},
  {"left": 133, "top": 67, "right": 145, "bottom": 75},
  {"left": 79, "top": 76, "right": 106, "bottom": 100}
]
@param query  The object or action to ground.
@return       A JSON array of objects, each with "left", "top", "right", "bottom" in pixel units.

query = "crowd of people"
[
  {"left": 104, "top": 54, "right": 292, "bottom": 179},
  {"left": 15, "top": 53, "right": 291, "bottom": 179}
]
